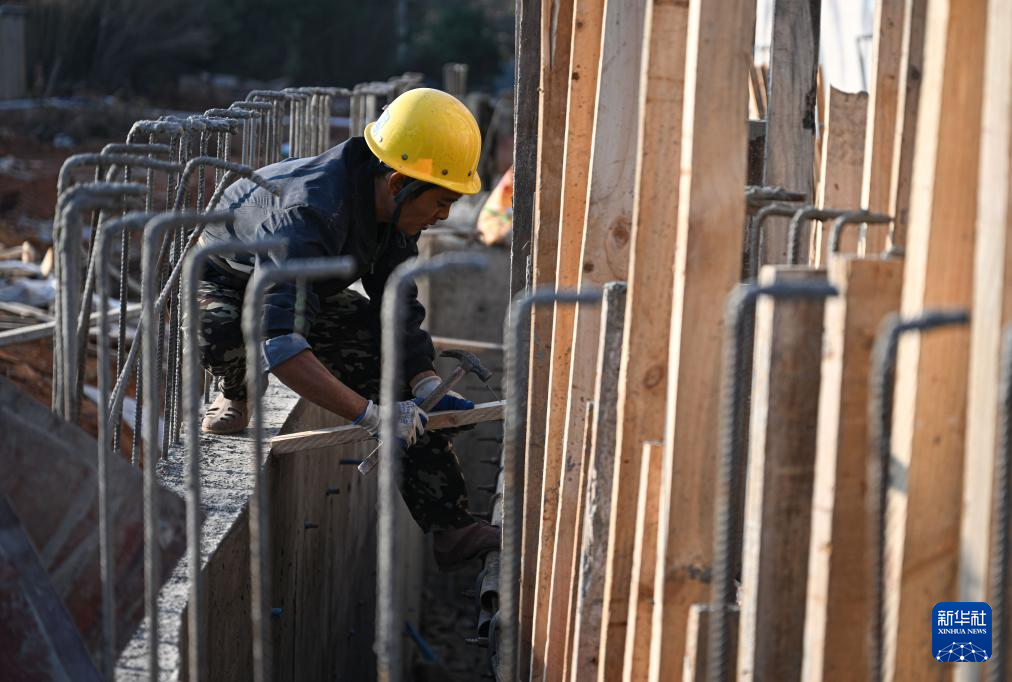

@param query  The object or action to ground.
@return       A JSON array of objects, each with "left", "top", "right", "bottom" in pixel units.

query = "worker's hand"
[
  {"left": 411, "top": 375, "right": 474, "bottom": 412},
  {"left": 354, "top": 399, "right": 429, "bottom": 448}
]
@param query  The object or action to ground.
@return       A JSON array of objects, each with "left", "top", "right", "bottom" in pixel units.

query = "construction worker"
[{"left": 195, "top": 88, "right": 498, "bottom": 570}]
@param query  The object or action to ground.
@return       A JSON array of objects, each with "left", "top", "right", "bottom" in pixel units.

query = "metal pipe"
[
  {"left": 181, "top": 237, "right": 285, "bottom": 681},
  {"left": 241, "top": 256, "right": 356, "bottom": 682},
  {"left": 707, "top": 280, "right": 839, "bottom": 682},
  {"left": 139, "top": 212, "right": 231, "bottom": 679},
  {"left": 866, "top": 309, "right": 969, "bottom": 681},
  {"left": 499, "top": 286, "right": 601, "bottom": 682},
  {"left": 376, "top": 252, "right": 489, "bottom": 682},
  {"left": 828, "top": 210, "right": 894, "bottom": 256},
  {"left": 989, "top": 325, "right": 1012, "bottom": 682}
]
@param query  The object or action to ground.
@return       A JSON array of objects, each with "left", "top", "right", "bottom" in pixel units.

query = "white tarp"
[{"left": 756, "top": 0, "right": 876, "bottom": 93}]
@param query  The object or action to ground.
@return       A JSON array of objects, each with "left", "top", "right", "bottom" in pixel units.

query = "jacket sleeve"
[
  {"left": 361, "top": 231, "right": 436, "bottom": 381},
  {"left": 258, "top": 206, "right": 342, "bottom": 370}
]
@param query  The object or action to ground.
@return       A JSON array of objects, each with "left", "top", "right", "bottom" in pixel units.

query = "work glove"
[
  {"left": 411, "top": 375, "right": 474, "bottom": 411},
  {"left": 353, "top": 399, "right": 428, "bottom": 449}
]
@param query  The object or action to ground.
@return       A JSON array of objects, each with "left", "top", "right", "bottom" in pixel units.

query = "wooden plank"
[
  {"left": 682, "top": 605, "right": 739, "bottom": 682},
  {"left": 532, "top": 0, "right": 641, "bottom": 676},
  {"left": 524, "top": 0, "right": 604, "bottom": 665},
  {"left": 959, "top": 0, "right": 1012, "bottom": 619},
  {"left": 268, "top": 401, "right": 505, "bottom": 454},
  {"left": 522, "top": 2, "right": 578, "bottom": 667},
  {"left": 565, "top": 282, "right": 626, "bottom": 681},
  {"left": 801, "top": 256, "right": 903, "bottom": 681},
  {"left": 815, "top": 88, "right": 868, "bottom": 264},
  {"left": 619, "top": 441, "right": 663, "bottom": 682},
  {"left": 861, "top": 0, "right": 906, "bottom": 217},
  {"left": 562, "top": 400, "right": 595, "bottom": 682},
  {"left": 597, "top": 1, "right": 689, "bottom": 677},
  {"left": 0, "top": 377, "right": 187, "bottom": 660},
  {"left": 761, "top": 0, "right": 820, "bottom": 264},
  {"left": 0, "top": 494, "right": 103, "bottom": 682},
  {"left": 884, "top": 0, "right": 987, "bottom": 677},
  {"left": 511, "top": 0, "right": 541, "bottom": 297},
  {"left": 648, "top": 0, "right": 756, "bottom": 676},
  {"left": 882, "top": 0, "right": 928, "bottom": 253},
  {"left": 736, "top": 266, "right": 826, "bottom": 682}
]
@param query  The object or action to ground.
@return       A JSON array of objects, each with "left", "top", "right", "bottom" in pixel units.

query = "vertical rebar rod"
[
  {"left": 242, "top": 257, "right": 355, "bottom": 682},
  {"left": 182, "top": 237, "right": 283, "bottom": 682},
  {"left": 708, "top": 280, "right": 837, "bottom": 682},
  {"left": 989, "top": 325, "right": 1012, "bottom": 682},
  {"left": 140, "top": 211, "right": 232, "bottom": 680},
  {"left": 91, "top": 211, "right": 152, "bottom": 680},
  {"left": 828, "top": 210, "right": 894, "bottom": 256},
  {"left": 866, "top": 309, "right": 969, "bottom": 681},
  {"left": 500, "top": 286, "right": 600, "bottom": 682},
  {"left": 376, "top": 252, "right": 488, "bottom": 682}
]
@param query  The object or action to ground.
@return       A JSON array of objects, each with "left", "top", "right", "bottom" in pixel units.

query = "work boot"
[
  {"left": 200, "top": 394, "right": 250, "bottom": 435},
  {"left": 432, "top": 519, "right": 501, "bottom": 572}
]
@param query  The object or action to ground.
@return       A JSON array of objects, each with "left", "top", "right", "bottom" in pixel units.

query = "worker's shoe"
[
  {"left": 200, "top": 394, "right": 250, "bottom": 435},
  {"left": 432, "top": 519, "right": 501, "bottom": 572}
]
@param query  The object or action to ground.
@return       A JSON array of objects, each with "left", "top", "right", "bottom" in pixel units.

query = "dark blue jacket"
[{"left": 200, "top": 137, "right": 435, "bottom": 379}]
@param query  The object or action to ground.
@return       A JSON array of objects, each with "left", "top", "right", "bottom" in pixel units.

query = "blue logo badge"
[{"left": 933, "top": 602, "right": 992, "bottom": 662}]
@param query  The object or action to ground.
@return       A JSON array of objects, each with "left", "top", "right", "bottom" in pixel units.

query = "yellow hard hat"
[{"left": 364, "top": 88, "right": 483, "bottom": 195}]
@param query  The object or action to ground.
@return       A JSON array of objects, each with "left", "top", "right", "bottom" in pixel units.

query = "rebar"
[
  {"left": 989, "top": 325, "right": 1012, "bottom": 682},
  {"left": 747, "top": 203, "right": 805, "bottom": 280},
  {"left": 140, "top": 212, "right": 231, "bottom": 680},
  {"left": 241, "top": 257, "right": 357, "bottom": 682},
  {"left": 785, "top": 207, "right": 851, "bottom": 266},
  {"left": 707, "top": 280, "right": 838, "bottom": 682},
  {"left": 376, "top": 252, "right": 489, "bottom": 682},
  {"left": 499, "top": 286, "right": 601, "bottom": 682},
  {"left": 828, "top": 210, "right": 894, "bottom": 256},
  {"left": 866, "top": 309, "right": 969, "bottom": 682},
  {"left": 91, "top": 211, "right": 153, "bottom": 680},
  {"left": 181, "top": 237, "right": 285, "bottom": 682}
]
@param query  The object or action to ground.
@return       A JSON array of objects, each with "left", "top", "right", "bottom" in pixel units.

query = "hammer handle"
[
  {"left": 357, "top": 366, "right": 469, "bottom": 477},
  {"left": 417, "top": 366, "right": 467, "bottom": 412}
]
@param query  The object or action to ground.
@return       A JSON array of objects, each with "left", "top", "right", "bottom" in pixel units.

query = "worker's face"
[{"left": 388, "top": 173, "right": 462, "bottom": 237}]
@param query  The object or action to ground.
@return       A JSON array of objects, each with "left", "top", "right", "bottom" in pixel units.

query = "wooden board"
[
  {"left": 0, "top": 377, "right": 187, "bottom": 661},
  {"left": 564, "top": 282, "right": 626, "bottom": 681},
  {"left": 761, "top": 0, "right": 820, "bottom": 264},
  {"left": 861, "top": 0, "right": 906, "bottom": 217},
  {"left": 801, "top": 256, "right": 903, "bottom": 681},
  {"left": 0, "top": 494, "right": 103, "bottom": 681},
  {"left": 816, "top": 88, "right": 868, "bottom": 263},
  {"left": 518, "top": 0, "right": 582, "bottom": 671},
  {"left": 562, "top": 400, "right": 595, "bottom": 682},
  {"left": 619, "top": 441, "right": 663, "bottom": 682},
  {"left": 683, "top": 605, "right": 740, "bottom": 682},
  {"left": 736, "top": 266, "right": 826, "bottom": 682},
  {"left": 882, "top": 0, "right": 928, "bottom": 252},
  {"left": 597, "top": 1, "right": 689, "bottom": 677},
  {"left": 959, "top": 0, "right": 1012, "bottom": 620},
  {"left": 511, "top": 0, "right": 541, "bottom": 296},
  {"left": 268, "top": 401, "right": 505, "bottom": 454},
  {"left": 649, "top": 0, "right": 757, "bottom": 677},
  {"left": 885, "top": 0, "right": 986, "bottom": 677},
  {"left": 531, "top": 0, "right": 642, "bottom": 677}
]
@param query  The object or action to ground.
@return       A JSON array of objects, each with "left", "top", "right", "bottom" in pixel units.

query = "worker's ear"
[{"left": 386, "top": 171, "right": 408, "bottom": 197}]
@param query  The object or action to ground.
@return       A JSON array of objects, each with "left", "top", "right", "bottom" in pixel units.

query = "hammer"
[{"left": 357, "top": 349, "right": 493, "bottom": 476}]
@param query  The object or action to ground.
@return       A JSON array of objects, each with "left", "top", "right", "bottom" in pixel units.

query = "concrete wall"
[
  {"left": 0, "top": 6, "right": 27, "bottom": 100},
  {"left": 181, "top": 400, "right": 424, "bottom": 682}
]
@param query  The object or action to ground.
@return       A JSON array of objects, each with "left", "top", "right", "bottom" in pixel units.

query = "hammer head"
[{"left": 440, "top": 349, "right": 493, "bottom": 382}]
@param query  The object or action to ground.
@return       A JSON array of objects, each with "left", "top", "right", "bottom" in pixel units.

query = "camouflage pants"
[{"left": 196, "top": 274, "right": 473, "bottom": 532}]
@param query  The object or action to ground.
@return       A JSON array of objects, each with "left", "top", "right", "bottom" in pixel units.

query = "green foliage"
[{"left": 27, "top": 0, "right": 514, "bottom": 95}]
